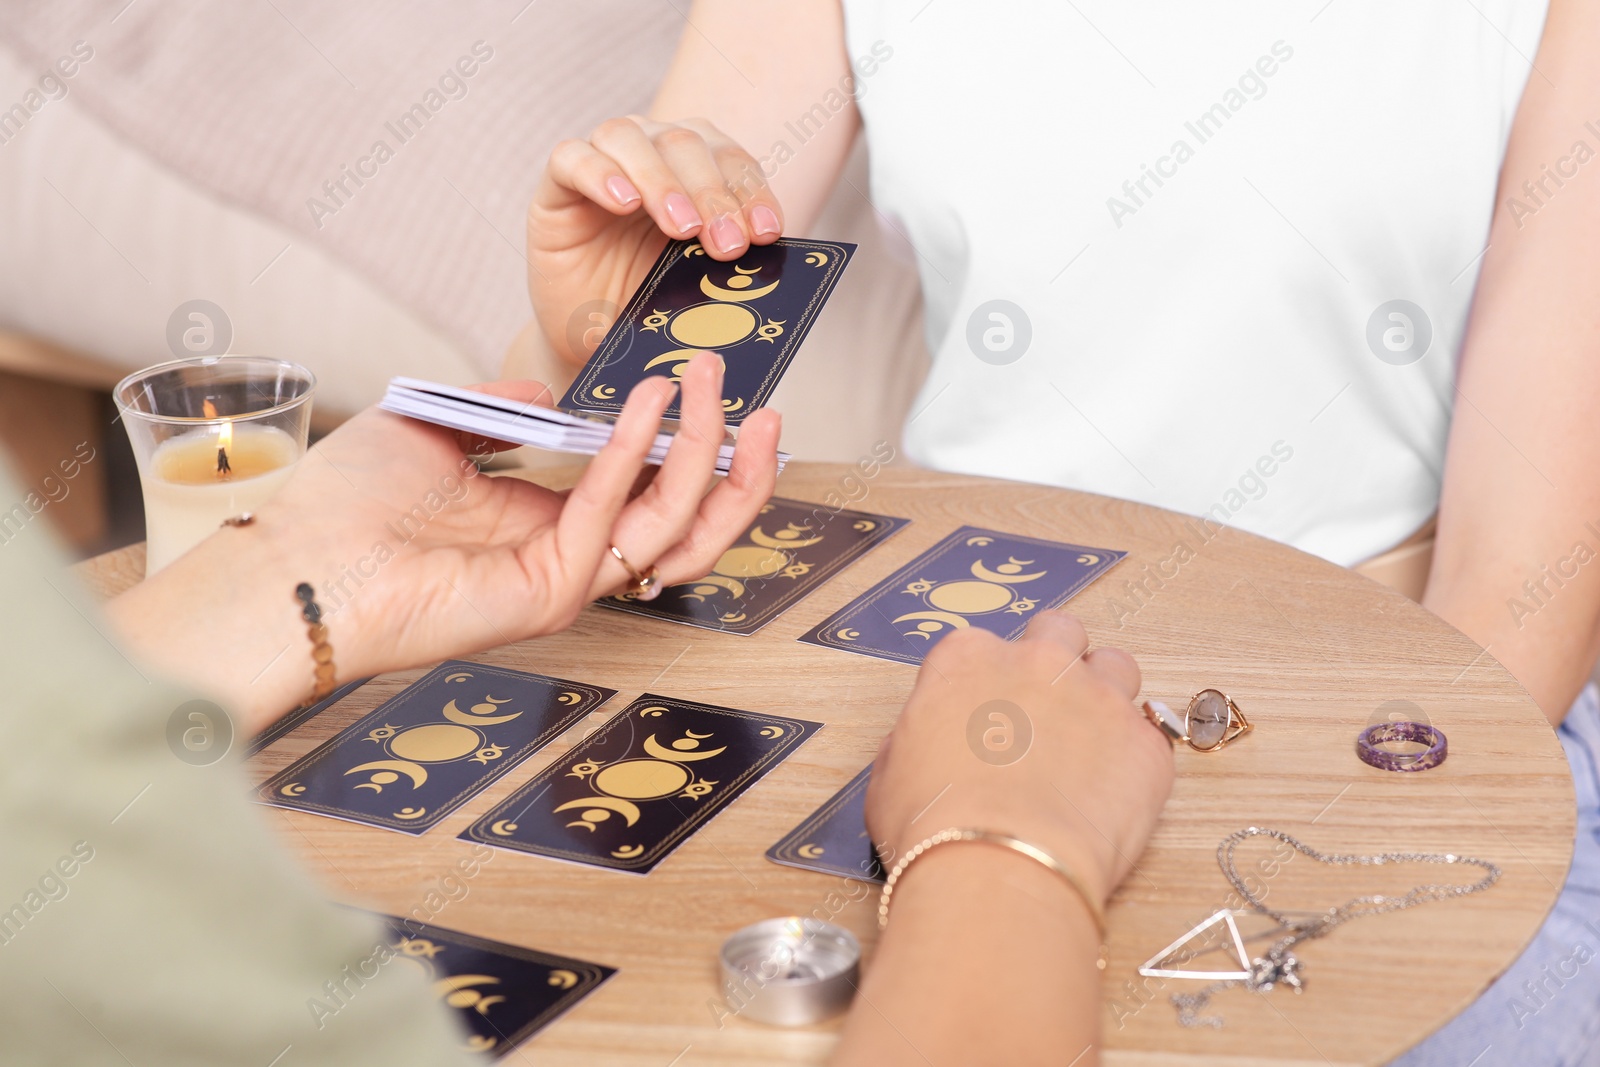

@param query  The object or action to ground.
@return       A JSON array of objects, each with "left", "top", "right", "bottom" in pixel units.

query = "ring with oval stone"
[{"left": 1141, "top": 689, "right": 1252, "bottom": 752}]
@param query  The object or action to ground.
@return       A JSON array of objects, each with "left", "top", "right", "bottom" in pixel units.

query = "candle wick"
[{"left": 216, "top": 446, "right": 232, "bottom": 478}]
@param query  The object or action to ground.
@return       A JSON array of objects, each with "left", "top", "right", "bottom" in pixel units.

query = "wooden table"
[{"left": 77, "top": 461, "right": 1574, "bottom": 1066}]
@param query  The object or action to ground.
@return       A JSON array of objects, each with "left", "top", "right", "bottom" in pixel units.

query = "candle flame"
[{"left": 218, "top": 419, "right": 233, "bottom": 451}]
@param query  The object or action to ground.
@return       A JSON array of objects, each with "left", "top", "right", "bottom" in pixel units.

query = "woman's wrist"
[{"left": 105, "top": 511, "right": 363, "bottom": 735}]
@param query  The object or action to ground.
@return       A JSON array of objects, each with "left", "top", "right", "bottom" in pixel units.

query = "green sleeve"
[{"left": 0, "top": 462, "right": 477, "bottom": 1066}]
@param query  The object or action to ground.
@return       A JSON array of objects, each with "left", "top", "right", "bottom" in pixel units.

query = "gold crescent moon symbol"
[
  {"left": 749, "top": 525, "right": 824, "bottom": 550},
  {"left": 593, "top": 385, "right": 617, "bottom": 399},
  {"left": 643, "top": 734, "right": 728, "bottom": 762},
  {"left": 722, "top": 396, "right": 745, "bottom": 413},
  {"left": 442, "top": 698, "right": 524, "bottom": 726},
  {"left": 798, "top": 844, "right": 825, "bottom": 859},
  {"left": 969, "top": 561, "right": 1047, "bottom": 584},
  {"left": 639, "top": 706, "right": 669, "bottom": 718},
  {"left": 394, "top": 807, "right": 427, "bottom": 820},
  {"left": 611, "top": 844, "right": 645, "bottom": 859},
  {"left": 699, "top": 274, "right": 780, "bottom": 302},
  {"left": 548, "top": 970, "right": 579, "bottom": 989},
  {"left": 444, "top": 672, "right": 472, "bottom": 683},
  {"left": 690, "top": 574, "right": 747, "bottom": 598},
  {"left": 719, "top": 611, "right": 747, "bottom": 623},
  {"left": 685, "top": 244, "right": 706, "bottom": 257},
  {"left": 434, "top": 974, "right": 500, "bottom": 996},
  {"left": 759, "top": 726, "right": 785, "bottom": 739},
  {"left": 641, "top": 350, "right": 698, "bottom": 375},
  {"left": 1077, "top": 553, "right": 1101, "bottom": 565},
  {"left": 346, "top": 760, "right": 429, "bottom": 788},
  {"left": 557, "top": 691, "right": 582, "bottom": 705},
  {"left": 280, "top": 782, "right": 306, "bottom": 797},
  {"left": 803, "top": 251, "right": 830, "bottom": 266},
  {"left": 489, "top": 819, "right": 519, "bottom": 835},
  {"left": 891, "top": 610, "right": 971, "bottom": 635},
  {"left": 836, "top": 628, "right": 860, "bottom": 641},
  {"left": 555, "top": 796, "right": 643, "bottom": 826},
  {"left": 965, "top": 536, "right": 994, "bottom": 547}
]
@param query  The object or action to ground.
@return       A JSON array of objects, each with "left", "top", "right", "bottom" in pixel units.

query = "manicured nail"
[
  {"left": 750, "top": 204, "right": 781, "bottom": 237},
  {"left": 606, "top": 175, "right": 641, "bottom": 206},
  {"left": 665, "top": 193, "right": 702, "bottom": 234},
  {"left": 708, "top": 214, "right": 744, "bottom": 255}
]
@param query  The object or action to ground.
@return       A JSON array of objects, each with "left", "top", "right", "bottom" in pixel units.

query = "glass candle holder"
[{"left": 114, "top": 356, "right": 315, "bottom": 573}]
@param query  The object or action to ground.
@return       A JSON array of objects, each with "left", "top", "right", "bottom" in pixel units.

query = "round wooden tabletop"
[{"left": 76, "top": 460, "right": 1574, "bottom": 1066}]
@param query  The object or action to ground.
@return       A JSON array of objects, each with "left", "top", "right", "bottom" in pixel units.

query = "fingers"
[
  {"left": 543, "top": 135, "right": 644, "bottom": 215},
  {"left": 549, "top": 375, "right": 677, "bottom": 594},
  {"left": 601, "top": 354, "right": 727, "bottom": 588},
  {"left": 1083, "top": 646, "right": 1141, "bottom": 701},
  {"left": 1020, "top": 611, "right": 1090, "bottom": 665},
  {"left": 549, "top": 116, "right": 781, "bottom": 258},
  {"left": 648, "top": 405, "right": 781, "bottom": 581}
]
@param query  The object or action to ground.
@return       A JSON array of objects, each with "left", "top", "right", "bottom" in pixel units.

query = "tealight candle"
[
  {"left": 139, "top": 422, "right": 302, "bottom": 572},
  {"left": 115, "top": 356, "right": 315, "bottom": 574}
]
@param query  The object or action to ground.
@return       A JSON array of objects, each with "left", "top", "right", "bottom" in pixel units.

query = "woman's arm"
[
  {"left": 834, "top": 614, "right": 1174, "bottom": 1065},
  {"left": 649, "top": 0, "right": 858, "bottom": 235},
  {"left": 1425, "top": 0, "right": 1600, "bottom": 723},
  {"left": 104, "top": 356, "right": 779, "bottom": 734},
  {"left": 523, "top": 2, "right": 855, "bottom": 369}
]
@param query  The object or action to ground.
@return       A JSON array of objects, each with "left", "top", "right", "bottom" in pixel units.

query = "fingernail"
[
  {"left": 750, "top": 204, "right": 781, "bottom": 237},
  {"left": 707, "top": 214, "right": 744, "bottom": 255},
  {"left": 606, "top": 175, "right": 641, "bottom": 206},
  {"left": 665, "top": 193, "right": 702, "bottom": 234}
]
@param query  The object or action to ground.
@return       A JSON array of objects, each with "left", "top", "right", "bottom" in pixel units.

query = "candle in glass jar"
[{"left": 141, "top": 422, "right": 300, "bottom": 573}]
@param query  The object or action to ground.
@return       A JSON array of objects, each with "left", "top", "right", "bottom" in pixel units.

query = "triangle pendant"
[{"left": 1138, "top": 909, "right": 1252, "bottom": 981}]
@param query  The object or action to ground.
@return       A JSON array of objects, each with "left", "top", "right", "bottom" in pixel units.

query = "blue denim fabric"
[{"left": 1393, "top": 684, "right": 1600, "bottom": 1066}]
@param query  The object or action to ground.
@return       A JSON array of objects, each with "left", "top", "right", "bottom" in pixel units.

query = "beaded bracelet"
[
  {"left": 878, "top": 827, "right": 1110, "bottom": 970},
  {"left": 294, "top": 582, "right": 337, "bottom": 706}
]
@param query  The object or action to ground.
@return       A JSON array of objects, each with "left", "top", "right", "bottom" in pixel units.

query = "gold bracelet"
[{"left": 878, "top": 828, "right": 1109, "bottom": 969}]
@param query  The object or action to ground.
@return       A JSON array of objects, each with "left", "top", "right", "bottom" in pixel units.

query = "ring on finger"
[{"left": 609, "top": 545, "right": 662, "bottom": 601}]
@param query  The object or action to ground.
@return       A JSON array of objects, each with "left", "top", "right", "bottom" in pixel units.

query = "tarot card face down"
[
  {"left": 259, "top": 662, "right": 615, "bottom": 834},
  {"left": 462, "top": 694, "right": 822, "bottom": 873},
  {"left": 799, "top": 526, "right": 1126, "bottom": 666},
  {"left": 247, "top": 678, "right": 368, "bottom": 757},
  {"left": 599, "top": 498, "right": 908, "bottom": 635},
  {"left": 559, "top": 237, "right": 855, "bottom": 424},
  {"left": 765, "top": 763, "right": 883, "bottom": 883},
  {"left": 375, "top": 915, "right": 614, "bottom": 1056}
]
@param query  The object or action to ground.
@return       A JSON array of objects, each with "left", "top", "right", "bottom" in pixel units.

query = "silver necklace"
[{"left": 1139, "top": 827, "right": 1501, "bottom": 1027}]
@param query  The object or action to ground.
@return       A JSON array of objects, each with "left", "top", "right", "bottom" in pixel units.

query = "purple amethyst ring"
[{"left": 1356, "top": 721, "right": 1447, "bottom": 773}]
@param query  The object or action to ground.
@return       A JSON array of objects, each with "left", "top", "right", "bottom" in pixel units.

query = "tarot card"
[
  {"left": 461, "top": 694, "right": 822, "bottom": 873},
  {"left": 258, "top": 661, "right": 614, "bottom": 834},
  {"left": 764, "top": 763, "right": 883, "bottom": 883},
  {"left": 559, "top": 237, "right": 855, "bottom": 424},
  {"left": 798, "top": 526, "right": 1126, "bottom": 665},
  {"left": 247, "top": 678, "right": 368, "bottom": 757},
  {"left": 599, "top": 498, "right": 907, "bottom": 635},
  {"left": 372, "top": 914, "right": 614, "bottom": 1056}
]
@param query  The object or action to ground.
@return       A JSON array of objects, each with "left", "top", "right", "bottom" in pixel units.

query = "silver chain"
[{"left": 1170, "top": 826, "right": 1501, "bottom": 1027}]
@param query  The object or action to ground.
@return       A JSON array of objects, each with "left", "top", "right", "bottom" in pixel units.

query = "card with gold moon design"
[
  {"left": 246, "top": 678, "right": 368, "bottom": 757},
  {"left": 598, "top": 497, "right": 908, "bottom": 635},
  {"left": 460, "top": 694, "right": 822, "bottom": 873},
  {"left": 765, "top": 762, "right": 884, "bottom": 883},
  {"left": 371, "top": 913, "right": 615, "bottom": 1056},
  {"left": 258, "top": 662, "right": 615, "bottom": 834},
  {"left": 798, "top": 526, "right": 1127, "bottom": 665},
  {"left": 558, "top": 237, "right": 855, "bottom": 424}
]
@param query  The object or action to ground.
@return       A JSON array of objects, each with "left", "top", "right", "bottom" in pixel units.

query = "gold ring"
[
  {"left": 1141, "top": 690, "right": 1251, "bottom": 752},
  {"left": 609, "top": 545, "right": 662, "bottom": 601}
]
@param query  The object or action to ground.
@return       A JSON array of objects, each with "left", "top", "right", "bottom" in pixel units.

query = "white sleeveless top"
[{"left": 842, "top": 1, "right": 1547, "bottom": 565}]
